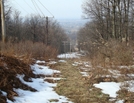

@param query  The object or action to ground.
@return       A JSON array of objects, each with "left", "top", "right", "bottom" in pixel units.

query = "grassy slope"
[{"left": 54, "top": 59, "right": 110, "bottom": 103}]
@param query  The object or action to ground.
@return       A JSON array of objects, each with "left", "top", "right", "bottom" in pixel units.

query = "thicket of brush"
[
  {"left": 0, "top": 54, "right": 37, "bottom": 103},
  {"left": 89, "top": 40, "right": 133, "bottom": 67},
  {"left": 0, "top": 41, "right": 58, "bottom": 63}
]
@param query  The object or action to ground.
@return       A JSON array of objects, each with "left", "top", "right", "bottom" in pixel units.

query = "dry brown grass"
[
  {"left": 0, "top": 54, "right": 36, "bottom": 102},
  {"left": 54, "top": 59, "right": 110, "bottom": 103},
  {"left": 54, "top": 54, "right": 134, "bottom": 103},
  {"left": 0, "top": 41, "right": 58, "bottom": 63},
  {"left": 90, "top": 40, "right": 134, "bottom": 67}
]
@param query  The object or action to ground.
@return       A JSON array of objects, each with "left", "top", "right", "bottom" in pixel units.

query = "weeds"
[
  {"left": 0, "top": 41, "right": 58, "bottom": 63},
  {"left": 90, "top": 40, "right": 133, "bottom": 67},
  {"left": 54, "top": 60, "right": 110, "bottom": 103}
]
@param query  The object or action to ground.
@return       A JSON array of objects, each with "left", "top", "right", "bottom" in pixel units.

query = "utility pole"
[
  {"left": 45, "top": 16, "right": 54, "bottom": 45},
  {"left": 1, "top": 0, "right": 6, "bottom": 43},
  {"left": 46, "top": 16, "right": 48, "bottom": 45}
]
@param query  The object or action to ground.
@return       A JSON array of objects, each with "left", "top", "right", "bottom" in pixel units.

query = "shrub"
[
  {"left": 0, "top": 41, "right": 58, "bottom": 62},
  {"left": 89, "top": 40, "right": 133, "bottom": 67}
]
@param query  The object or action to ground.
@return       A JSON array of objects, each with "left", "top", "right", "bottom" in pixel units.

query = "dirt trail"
[{"left": 54, "top": 59, "right": 110, "bottom": 103}]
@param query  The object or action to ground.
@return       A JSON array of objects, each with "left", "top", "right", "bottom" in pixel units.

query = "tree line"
[
  {"left": 78, "top": 0, "right": 134, "bottom": 49},
  {"left": 0, "top": 0, "right": 68, "bottom": 53},
  {"left": 77, "top": 0, "right": 134, "bottom": 66}
]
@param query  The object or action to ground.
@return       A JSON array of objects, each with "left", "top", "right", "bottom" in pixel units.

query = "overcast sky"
[{"left": 10, "top": 0, "right": 85, "bottom": 19}]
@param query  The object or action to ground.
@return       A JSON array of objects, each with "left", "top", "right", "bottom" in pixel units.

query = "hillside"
[{"left": 58, "top": 19, "right": 88, "bottom": 39}]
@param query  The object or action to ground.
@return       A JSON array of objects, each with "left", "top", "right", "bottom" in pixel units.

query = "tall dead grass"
[
  {"left": 0, "top": 41, "right": 58, "bottom": 62},
  {"left": 90, "top": 40, "right": 133, "bottom": 67}
]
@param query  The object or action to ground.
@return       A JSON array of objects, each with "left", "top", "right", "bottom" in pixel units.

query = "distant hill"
[
  {"left": 57, "top": 19, "right": 89, "bottom": 38},
  {"left": 57, "top": 19, "right": 89, "bottom": 51}
]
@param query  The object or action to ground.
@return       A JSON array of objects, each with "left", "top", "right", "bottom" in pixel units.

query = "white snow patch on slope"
[
  {"left": 57, "top": 52, "right": 80, "bottom": 59},
  {"left": 36, "top": 60, "right": 45, "bottom": 64},
  {"left": 7, "top": 61, "right": 72, "bottom": 103},
  {"left": 11, "top": 75, "right": 71, "bottom": 103},
  {"left": 94, "top": 82, "right": 121, "bottom": 98},
  {"left": 116, "top": 100, "right": 124, "bottom": 103},
  {"left": 31, "top": 64, "right": 60, "bottom": 75}
]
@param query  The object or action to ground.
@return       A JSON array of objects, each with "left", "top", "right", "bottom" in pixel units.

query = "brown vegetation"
[
  {"left": 0, "top": 54, "right": 36, "bottom": 103},
  {"left": 78, "top": 0, "right": 134, "bottom": 67},
  {"left": 0, "top": 41, "right": 58, "bottom": 63},
  {"left": 55, "top": 60, "right": 110, "bottom": 103}
]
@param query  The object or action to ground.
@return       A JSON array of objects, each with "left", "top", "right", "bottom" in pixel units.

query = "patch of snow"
[
  {"left": 123, "top": 80, "right": 134, "bottom": 92},
  {"left": 49, "top": 61, "right": 57, "bottom": 65},
  {"left": 109, "top": 70, "right": 121, "bottom": 78},
  {"left": 80, "top": 67, "right": 91, "bottom": 72},
  {"left": 116, "top": 100, "right": 124, "bottom": 103},
  {"left": 13, "top": 88, "right": 72, "bottom": 103},
  {"left": 72, "top": 61, "right": 83, "bottom": 67},
  {"left": 74, "top": 62, "right": 82, "bottom": 65},
  {"left": 83, "top": 62, "right": 92, "bottom": 67},
  {"left": 80, "top": 72, "right": 89, "bottom": 77},
  {"left": 0, "top": 90, "right": 7, "bottom": 96},
  {"left": 17, "top": 75, "right": 57, "bottom": 91},
  {"left": 31, "top": 64, "right": 60, "bottom": 75},
  {"left": 36, "top": 60, "right": 45, "bottom": 64},
  {"left": 44, "top": 77, "right": 62, "bottom": 81},
  {"left": 127, "top": 74, "right": 134, "bottom": 77},
  {"left": 57, "top": 52, "right": 80, "bottom": 59},
  {"left": 58, "top": 60, "right": 66, "bottom": 63},
  {"left": 118, "top": 66, "right": 129, "bottom": 69},
  {"left": 7, "top": 99, "right": 13, "bottom": 103},
  {"left": 72, "top": 63, "right": 78, "bottom": 66},
  {"left": 85, "top": 64, "right": 91, "bottom": 68},
  {"left": 13, "top": 63, "right": 72, "bottom": 103},
  {"left": 94, "top": 82, "right": 121, "bottom": 98}
]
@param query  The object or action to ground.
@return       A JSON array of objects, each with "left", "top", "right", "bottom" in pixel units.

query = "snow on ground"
[
  {"left": 80, "top": 72, "right": 89, "bottom": 77},
  {"left": 70, "top": 55, "right": 134, "bottom": 102},
  {"left": 109, "top": 70, "right": 121, "bottom": 78},
  {"left": 31, "top": 64, "right": 60, "bottom": 75},
  {"left": 1, "top": 90, "right": 7, "bottom": 96},
  {"left": 123, "top": 80, "right": 134, "bottom": 92},
  {"left": 72, "top": 61, "right": 92, "bottom": 77},
  {"left": 48, "top": 61, "right": 57, "bottom": 65},
  {"left": 58, "top": 60, "right": 66, "bottom": 63},
  {"left": 7, "top": 60, "right": 72, "bottom": 103},
  {"left": 57, "top": 52, "right": 80, "bottom": 59},
  {"left": 115, "top": 100, "right": 124, "bottom": 103},
  {"left": 36, "top": 60, "right": 45, "bottom": 64},
  {"left": 94, "top": 82, "right": 121, "bottom": 98}
]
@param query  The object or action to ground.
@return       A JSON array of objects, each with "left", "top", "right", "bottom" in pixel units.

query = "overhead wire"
[
  {"left": 31, "top": 0, "right": 41, "bottom": 16},
  {"left": 23, "top": 0, "right": 37, "bottom": 13},
  {"left": 37, "top": 0, "right": 54, "bottom": 17},
  {"left": 32, "top": 0, "right": 46, "bottom": 17},
  {"left": 13, "top": 0, "right": 29, "bottom": 14},
  {"left": 12, "top": 0, "right": 54, "bottom": 18}
]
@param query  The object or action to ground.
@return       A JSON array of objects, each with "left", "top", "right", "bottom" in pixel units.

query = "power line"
[
  {"left": 13, "top": 0, "right": 29, "bottom": 14},
  {"left": 13, "top": 0, "right": 54, "bottom": 18},
  {"left": 31, "top": 0, "right": 41, "bottom": 16},
  {"left": 32, "top": 0, "right": 45, "bottom": 17},
  {"left": 23, "top": 0, "right": 37, "bottom": 13},
  {"left": 37, "top": 0, "right": 54, "bottom": 17}
]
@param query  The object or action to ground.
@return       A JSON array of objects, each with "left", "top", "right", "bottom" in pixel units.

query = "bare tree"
[{"left": 82, "top": 0, "right": 133, "bottom": 42}]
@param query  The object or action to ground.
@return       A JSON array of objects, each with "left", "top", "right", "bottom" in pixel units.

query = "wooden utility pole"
[
  {"left": 45, "top": 16, "right": 54, "bottom": 45},
  {"left": 1, "top": 0, "right": 6, "bottom": 43},
  {"left": 46, "top": 16, "right": 49, "bottom": 45}
]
